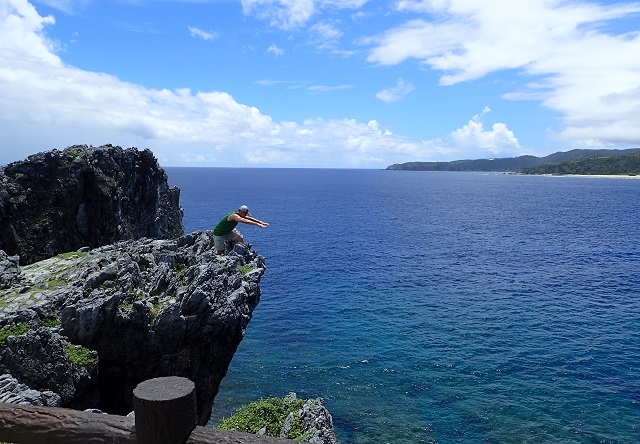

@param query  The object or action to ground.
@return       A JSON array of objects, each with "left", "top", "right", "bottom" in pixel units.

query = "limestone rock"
[
  {"left": 0, "top": 230, "right": 265, "bottom": 425},
  {"left": 0, "top": 250, "right": 21, "bottom": 289},
  {"left": 281, "top": 393, "right": 337, "bottom": 444},
  {"left": 0, "top": 145, "right": 183, "bottom": 265},
  {"left": 0, "top": 373, "right": 62, "bottom": 407},
  {"left": 0, "top": 328, "right": 98, "bottom": 409}
]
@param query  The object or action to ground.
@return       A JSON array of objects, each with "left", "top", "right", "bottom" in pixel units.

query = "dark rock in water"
[
  {"left": 0, "top": 145, "right": 183, "bottom": 265},
  {"left": 0, "top": 231, "right": 265, "bottom": 425}
]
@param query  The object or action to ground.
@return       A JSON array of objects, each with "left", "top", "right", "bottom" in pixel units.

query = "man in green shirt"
[{"left": 213, "top": 205, "right": 269, "bottom": 255}]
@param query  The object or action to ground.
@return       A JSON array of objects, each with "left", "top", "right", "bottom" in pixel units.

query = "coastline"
[{"left": 533, "top": 174, "right": 640, "bottom": 179}]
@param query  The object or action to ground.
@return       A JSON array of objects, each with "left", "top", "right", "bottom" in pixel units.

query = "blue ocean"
[{"left": 165, "top": 168, "right": 640, "bottom": 444}]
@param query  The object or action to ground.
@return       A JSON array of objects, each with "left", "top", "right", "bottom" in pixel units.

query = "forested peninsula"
[
  {"left": 519, "top": 152, "right": 640, "bottom": 175},
  {"left": 387, "top": 148, "right": 640, "bottom": 175}
]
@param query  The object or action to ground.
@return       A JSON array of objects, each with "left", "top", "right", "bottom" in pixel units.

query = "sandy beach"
[{"left": 539, "top": 174, "right": 640, "bottom": 179}]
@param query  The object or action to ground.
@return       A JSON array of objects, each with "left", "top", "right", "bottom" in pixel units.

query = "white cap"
[{"left": 239, "top": 205, "right": 250, "bottom": 215}]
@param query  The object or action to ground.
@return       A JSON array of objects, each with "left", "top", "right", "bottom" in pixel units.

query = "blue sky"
[{"left": 1, "top": 0, "right": 640, "bottom": 168}]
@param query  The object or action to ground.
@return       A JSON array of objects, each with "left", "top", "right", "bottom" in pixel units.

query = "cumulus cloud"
[
  {"left": 365, "top": 0, "right": 640, "bottom": 146},
  {"left": 450, "top": 108, "right": 521, "bottom": 155},
  {"left": 188, "top": 26, "right": 218, "bottom": 41},
  {"left": 1, "top": 0, "right": 524, "bottom": 168},
  {"left": 376, "top": 78, "right": 415, "bottom": 103}
]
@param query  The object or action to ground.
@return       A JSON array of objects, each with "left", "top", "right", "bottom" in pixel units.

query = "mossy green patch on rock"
[
  {"left": 237, "top": 264, "right": 254, "bottom": 276},
  {"left": 64, "top": 344, "right": 97, "bottom": 366},
  {"left": 55, "top": 251, "right": 89, "bottom": 261},
  {"left": 0, "top": 323, "right": 30, "bottom": 347},
  {"left": 46, "top": 279, "right": 68, "bottom": 290},
  {"left": 43, "top": 317, "right": 60, "bottom": 328}
]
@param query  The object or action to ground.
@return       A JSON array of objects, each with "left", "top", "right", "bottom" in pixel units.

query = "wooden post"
[{"left": 133, "top": 376, "right": 197, "bottom": 444}]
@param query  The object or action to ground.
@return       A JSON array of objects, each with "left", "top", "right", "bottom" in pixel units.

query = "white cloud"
[
  {"left": 450, "top": 110, "right": 521, "bottom": 155},
  {"left": 256, "top": 79, "right": 352, "bottom": 92},
  {"left": 241, "top": 0, "right": 369, "bottom": 30},
  {"left": 1, "top": 0, "right": 59, "bottom": 65},
  {"left": 365, "top": 0, "right": 640, "bottom": 147},
  {"left": 376, "top": 78, "right": 414, "bottom": 103},
  {"left": 188, "top": 26, "right": 217, "bottom": 41},
  {"left": 307, "top": 20, "right": 355, "bottom": 56},
  {"left": 31, "top": 0, "right": 89, "bottom": 14},
  {"left": 309, "top": 20, "right": 342, "bottom": 40},
  {"left": 306, "top": 84, "right": 353, "bottom": 92},
  {"left": 268, "top": 43, "right": 284, "bottom": 55},
  {"left": 1, "top": 0, "right": 526, "bottom": 168},
  {"left": 241, "top": 0, "right": 317, "bottom": 30}
]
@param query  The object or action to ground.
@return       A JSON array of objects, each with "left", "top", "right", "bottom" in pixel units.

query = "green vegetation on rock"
[
  {"left": 55, "top": 251, "right": 89, "bottom": 260},
  {"left": 237, "top": 264, "right": 254, "bottom": 276},
  {"left": 218, "top": 397, "right": 308, "bottom": 440},
  {"left": 175, "top": 261, "right": 188, "bottom": 275},
  {"left": 46, "top": 279, "right": 68, "bottom": 290},
  {"left": 43, "top": 318, "right": 60, "bottom": 328},
  {"left": 65, "top": 344, "right": 97, "bottom": 366},
  {"left": 0, "top": 323, "right": 30, "bottom": 346}
]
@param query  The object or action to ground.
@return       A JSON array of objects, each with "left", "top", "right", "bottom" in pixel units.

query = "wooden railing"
[{"left": 0, "top": 376, "right": 298, "bottom": 444}]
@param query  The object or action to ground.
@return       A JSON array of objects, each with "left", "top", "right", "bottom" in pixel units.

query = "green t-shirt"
[{"left": 213, "top": 212, "right": 239, "bottom": 236}]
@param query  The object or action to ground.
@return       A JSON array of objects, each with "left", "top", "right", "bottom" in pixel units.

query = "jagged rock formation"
[
  {"left": 0, "top": 327, "right": 97, "bottom": 409},
  {"left": 0, "top": 145, "right": 183, "bottom": 265},
  {"left": 0, "top": 146, "right": 337, "bottom": 442},
  {"left": 0, "top": 232, "right": 265, "bottom": 424},
  {"left": 281, "top": 393, "right": 337, "bottom": 444},
  {"left": 0, "top": 251, "right": 20, "bottom": 289},
  {"left": 0, "top": 374, "right": 62, "bottom": 407}
]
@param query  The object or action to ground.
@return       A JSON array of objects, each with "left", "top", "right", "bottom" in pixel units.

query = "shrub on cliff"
[{"left": 218, "top": 396, "right": 307, "bottom": 439}]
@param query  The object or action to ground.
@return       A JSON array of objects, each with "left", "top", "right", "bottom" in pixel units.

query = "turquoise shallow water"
[{"left": 166, "top": 168, "right": 640, "bottom": 443}]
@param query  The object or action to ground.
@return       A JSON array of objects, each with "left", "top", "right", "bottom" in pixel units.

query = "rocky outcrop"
[
  {"left": 0, "top": 374, "right": 62, "bottom": 407},
  {"left": 0, "top": 251, "right": 20, "bottom": 289},
  {"left": 0, "top": 146, "right": 337, "bottom": 442},
  {"left": 0, "top": 145, "right": 183, "bottom": 265},
  {"left": 0, "top": 231, "right": 265, "bottom": 425},
  {"left": 0, "top": 328, "right": 97, "bottom": 409},
  {"left": 281, "top": 393, "right": 337, "bottom": 444}
]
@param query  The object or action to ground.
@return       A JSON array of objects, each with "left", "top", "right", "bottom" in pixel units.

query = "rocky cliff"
[
  {"left": 0, "top": 146, "right": 262, "bottom": 425},
  {"left": 0, "top": 145, "right": 183, "bottom": 265},
  {"left": 0, "top": 231, "right": 265, "bottom": 425},
  {"left": 0, "top": 147, "right": 336, "bottom": 443}
]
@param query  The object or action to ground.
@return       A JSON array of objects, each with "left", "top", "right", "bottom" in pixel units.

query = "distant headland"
[{"left": 387, "top": 148, "right": 640, "bottom": 176}]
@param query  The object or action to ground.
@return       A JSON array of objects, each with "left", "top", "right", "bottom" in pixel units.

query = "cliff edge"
[
  {"left": 0, "top": 146, "right": 336, "bottom": 443},
  {"left": 0, "top": 233, "right": 264, "bottom": 425},
  {"left": 0, "top": 146, "right": 262, "bottom": 425}
]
